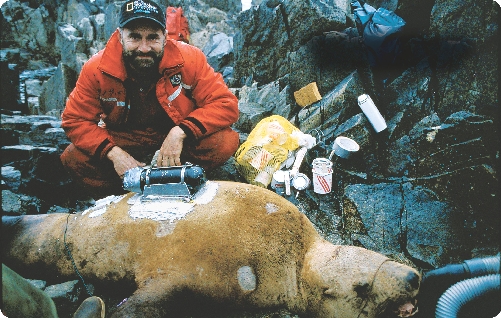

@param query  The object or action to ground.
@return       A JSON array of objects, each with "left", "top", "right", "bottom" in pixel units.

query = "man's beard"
[{"left": 123, "top": 49, "right": 163, "bottom": 75}]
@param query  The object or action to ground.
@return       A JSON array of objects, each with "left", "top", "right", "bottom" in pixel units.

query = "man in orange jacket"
[{"left": 60, "top": 0, "right": 239, "bottom": 198}]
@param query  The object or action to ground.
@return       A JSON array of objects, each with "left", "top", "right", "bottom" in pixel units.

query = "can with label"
[{"left": 311, "top": 158, "right": 333, "bottom": 194}]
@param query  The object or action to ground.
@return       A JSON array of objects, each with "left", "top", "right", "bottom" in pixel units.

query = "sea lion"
[{"left": 2, "top": 181, "right": 419, "bottom": 317}]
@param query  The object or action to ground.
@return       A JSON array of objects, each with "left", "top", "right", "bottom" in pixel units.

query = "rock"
[
  {"left": 202, "top": 32, "right": 234, "bottom": 72},
  {"left": 43, "top": 128, "right": 70, "bottom": 151},
  {"left": 22, "top": 150, "right": 75, "bottom": 206},
  {"left": 233, "top": 0, "right": 348, "bottom": 86},
  {"left": 16, "top": 120, "right": 63, "bottom": 147},
  {"left": 24, "top": 79, "right": 43, "bottom": 98},
  {"left": 56, "top": 23, "right": 87, "bottom": 72},
  {"left": 20, "top": 67, "right": 58, "bottom": 111},
  {"left": 28, "top": 279, "right": 48, "bottom": 290},
  {"left": 387, "top": 134, "right": 415, "bottom": 176},
  {"left": 1, "top": 166, "right": 22, "bottom": 192},
  {"left": 408, "top": 112, "right": 441, "bottom": 141},
  {"left": 435, "top": 39, "right": 496, "bottom": 118},
  {"left": 429, "top": 0, "right": 497, "bottom": 41},
  {"left": 46, "top": 205, "right": 72, "bottom": 214},
  {"left": 234, "top": 80, "right": 290, "bottom": 133},
  {"left": 205, "top": 156, "right": 242, "bottom": 182},
  {"left": 89, "top": 13, "right": 107, "bottom": 43},
  {"left": 1, "top": 189, "right": 42, "bottom": 215},
  {"left": 190, "top": 29, "right": 211, "bottom": 49},
  {"left": 296, "top": 71, "right": 365, "bottom": 137},
  {"left": 403, "top": 183, "right": 464, "bottom": 267},
  {"left": 205, "top": 7, "right": 230, "bottom": 23},
  {"left": 76, "top": 17, "right": 95, "bottom": 43},
  {"left": 1, "top": 114, "right": 59, "bottom": 129},
  {"left": 203, "top": 0, "right": 242, "bottom": 14},
  {"left": 288, "top": 30, "right": 371, "bottom": 97},
  {"left": 44, "top": 280, "right": 83, "bottom": 302},
  {"left": 234, "top": 101, "right": 271, "bottom": 133},
  {"left": 0, "top": 61, "right": 22, "bottom": 112},
  {"left": 39, "top": 62, "right": 77, "bottom": 114},
  {"left": 0, "top": 0, "right": 58, "bottom": 60},
  {"left": 428, "top": 0, "right": 498, "bottom": 121},
  {"left": 190, "top": 10, "right": 237, "bottom": 49},
  {"left": 0, "top": 127, "right": 20, "bottom": 146},
  {"left": 0, "top": 48, "right": 21, "bottom": 62},
  {"left": 27, "top": 97, "right": 41, "bottom": 114},
  {"left": 222, "top": 66, "right": 236, "bottom": 86},
  {"left": 332, "top": 113, "right": 372, "bottom": 148},
  {"left": 103, "top": 2, "right": 121, "bottom": 41},
  {"left": 344, "top": 182, "right": 462, "bottom": 267},
  {"left": 183, "top": 6, "right": 206, "bottom": 34},
  {"left": 1, "top": 144, "right": 58, "bottom": 166},
  {"left": 62, "top": 0, "right": 92, "bottom": 27},
  {"left": 1, "top": 189, "right": 22, "bottom": 214}
]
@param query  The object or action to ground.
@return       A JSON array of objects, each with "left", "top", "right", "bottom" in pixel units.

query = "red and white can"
[{"left": 312, "top": 158, "right": 333, "bottom": 194}]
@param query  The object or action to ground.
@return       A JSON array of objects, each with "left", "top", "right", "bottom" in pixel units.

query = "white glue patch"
[
  {"left": 192, "top": 181, "right": 219, "bottom": 204},
  {"left": 82, "top": 195, "right": 126, "bottom": 218},
  {"left": 265, "top": 202, "right": 280, "bottom": 214},
  {"left": 128, "top": 194, "right": 194, "bottom": 222},
  {"left": 127, "top": 181, "right": 219, "bottom": 222},
  {"left": 237, "top": 266, "right": 256, "bottom": 292}
]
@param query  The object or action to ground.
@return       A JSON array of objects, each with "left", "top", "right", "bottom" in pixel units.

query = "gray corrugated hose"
[{"left": 435, "top": 274, "right": 500, "bottom": 318}]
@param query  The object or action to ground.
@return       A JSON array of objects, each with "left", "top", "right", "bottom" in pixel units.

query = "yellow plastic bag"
[{"left": 234, "top": 115, "right": 302, "bottom": 187}]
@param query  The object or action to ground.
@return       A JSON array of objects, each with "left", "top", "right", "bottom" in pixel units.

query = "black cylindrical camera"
[{"left": 123, "top": 165, "right": 207, "bottom": 194}]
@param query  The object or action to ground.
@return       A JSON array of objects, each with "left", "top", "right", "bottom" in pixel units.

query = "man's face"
[{"left": 120, "top": 20, "right": 165, "bottom": 74}]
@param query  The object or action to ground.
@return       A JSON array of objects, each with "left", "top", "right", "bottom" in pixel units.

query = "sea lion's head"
[
  {"left": 360, "top": 260, "right": 420, "bottom": 318},
  {"left": 303, "top": 243, "right": 420, "bottom": 318}
]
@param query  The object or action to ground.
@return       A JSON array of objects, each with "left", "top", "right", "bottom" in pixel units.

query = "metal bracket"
[{"left": 141, "top": 183, "right": 192, "bottom": 202}]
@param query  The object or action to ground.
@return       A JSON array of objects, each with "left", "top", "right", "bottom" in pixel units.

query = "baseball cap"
[{"left": 119, "top": 0, "right": 166, "bottom": 29}]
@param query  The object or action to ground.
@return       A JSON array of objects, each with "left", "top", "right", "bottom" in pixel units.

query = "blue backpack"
[{"left": 351, "top": 1, "right": 406, "bottom": 68}]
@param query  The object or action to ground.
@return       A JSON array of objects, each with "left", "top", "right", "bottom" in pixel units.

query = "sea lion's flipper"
[
  {"left": 2, "top": 264, "right": 58, "bottom": 318},
  {"left": 73, "top": 296, "right": 105, "bottom": 318},
  {"left": 110, "top": 279, "right": 181, "bottom": 317}
]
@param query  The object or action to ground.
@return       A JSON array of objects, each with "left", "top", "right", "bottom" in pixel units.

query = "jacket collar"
[{"left": 98, "top": 29, "right": 185, "bottom": 82}]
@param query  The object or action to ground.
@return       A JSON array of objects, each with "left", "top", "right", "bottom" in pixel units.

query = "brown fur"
[{"left": 2, "top": 181, "right": 420, "bottom": 317}]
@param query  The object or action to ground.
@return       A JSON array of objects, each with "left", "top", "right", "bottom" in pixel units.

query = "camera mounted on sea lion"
[{"left": 123, "top": 164, "right": 207, "bottom": 200}]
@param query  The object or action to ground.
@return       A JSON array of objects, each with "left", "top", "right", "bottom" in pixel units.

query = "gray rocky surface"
[{"left": 1, "top": 0, "right": 499, "bottom": 316}]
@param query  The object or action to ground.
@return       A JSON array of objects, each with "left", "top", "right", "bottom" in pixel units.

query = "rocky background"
[{"left": 1, "top": 0, "right": 499, "bottom": 316}]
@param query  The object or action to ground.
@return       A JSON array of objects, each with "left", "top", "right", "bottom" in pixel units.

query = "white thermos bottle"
[{"left": 357, "top": 94, "right": 387, "bottom": 133}]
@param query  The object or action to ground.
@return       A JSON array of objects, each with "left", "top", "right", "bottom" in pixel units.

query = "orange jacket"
[{"left": 62, "top": 30, "right": 239, "bottom": 159}]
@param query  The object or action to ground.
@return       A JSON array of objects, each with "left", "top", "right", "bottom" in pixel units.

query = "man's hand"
[
  {"left": 157, "top": 126, "right": 187, "bottom": 167},
  {"left": 107, "top": 146, "right": 145, "bottom": 178}
]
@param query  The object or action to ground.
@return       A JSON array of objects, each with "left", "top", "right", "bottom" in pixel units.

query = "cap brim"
[{"left": 119, "top": 16, "right": 165, "bottom": 29}]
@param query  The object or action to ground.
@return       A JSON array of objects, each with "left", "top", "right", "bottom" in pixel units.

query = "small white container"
[
  {"left": 292, "top": 173, "right": 310, "bottom": 191},
  {"left": 357, "top": 94, "right": 387, "bottom": 133},
  {"left": 330, "top": 136, "right": 360, "bottom": 159},
  {"left": 271, "top": 170, "right": 291, "bottom": 195}
]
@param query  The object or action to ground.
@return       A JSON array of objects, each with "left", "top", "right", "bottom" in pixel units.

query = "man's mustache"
[{"left": 132, "top": 52, "right": 157, "bottom": 58}]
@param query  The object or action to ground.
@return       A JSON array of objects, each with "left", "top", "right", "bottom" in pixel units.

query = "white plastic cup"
[
  {"left": 330, "top": 136, "right": 360, "bottom": 160},
  {"left": 311, "top": 158, "right": 333, "bottom": 194},
  {"left": 357, "top": 94, "right": 387, "bottom": 133}
]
